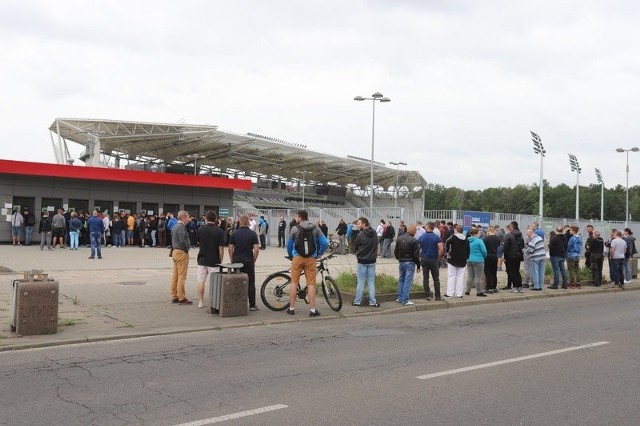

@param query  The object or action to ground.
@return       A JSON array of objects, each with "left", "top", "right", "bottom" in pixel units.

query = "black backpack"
[{"left": 294, "top": 225, "right": 317, "bottom": 257}]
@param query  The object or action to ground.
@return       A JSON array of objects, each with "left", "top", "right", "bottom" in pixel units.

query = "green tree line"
[{"left": 418, "top": 182, "right": 640, "bottom": 221}]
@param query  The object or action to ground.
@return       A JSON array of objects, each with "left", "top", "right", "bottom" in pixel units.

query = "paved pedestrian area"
[{"left": 0, "top": 244, "right": 636, "bottom": 351}]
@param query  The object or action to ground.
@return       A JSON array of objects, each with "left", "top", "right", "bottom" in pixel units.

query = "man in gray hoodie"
[{"left": 352, "top": 217, "right": 380, "bottom": 307}]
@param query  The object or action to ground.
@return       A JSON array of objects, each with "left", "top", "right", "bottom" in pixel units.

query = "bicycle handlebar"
[{"left": 284, "top": 253, "right": 336, "bottom": 262}]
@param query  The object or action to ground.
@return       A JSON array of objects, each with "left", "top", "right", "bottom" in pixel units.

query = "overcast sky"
[{"left": 2, "top": 1, "right": 640, "bottom": 191}]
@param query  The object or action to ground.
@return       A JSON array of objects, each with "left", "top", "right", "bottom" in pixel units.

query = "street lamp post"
[
  {"left": 615, "top": 146, "right": 640, "bottom": 228},
  {"left": 531, "top": 131, "right": 545, "bottom": 223},
  {"left": 568, "top": 154, "right": 581, "bottom": 221},
  {"left": 354, "top": 92, "right": 391, "bottom": 211},
  {"left": 186, "top": 154, "right": 205, "bottom": 175},
  {"left": 595, "top": 168, "right": 604, "bottom": 221},
  {"left": 389, "top": 161, "right": 407, "bottom": 218}
]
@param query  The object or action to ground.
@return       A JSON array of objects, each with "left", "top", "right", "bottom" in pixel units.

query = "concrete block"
[{"left": 15, "top": 280, "right": 59, "bottom": 336}]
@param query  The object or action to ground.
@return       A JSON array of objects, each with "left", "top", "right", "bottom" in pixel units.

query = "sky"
[{"left": 2, "top": 0, "right": 640, "bottom": 191}]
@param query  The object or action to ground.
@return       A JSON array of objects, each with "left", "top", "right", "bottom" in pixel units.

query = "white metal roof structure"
[{"left": 49, "top": 118, "right": 427, "bottom": 192}]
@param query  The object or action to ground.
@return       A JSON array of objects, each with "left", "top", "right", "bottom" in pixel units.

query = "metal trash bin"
[
  {"left": 10, "top": 270, "right": 58, "bottom": 336},
  {"left": 209, "top": 263, "right": 248, "bottom": 317}
]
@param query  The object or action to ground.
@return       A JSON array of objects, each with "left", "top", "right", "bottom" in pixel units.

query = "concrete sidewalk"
[{"left": 0, "top": 243, "right": 635, "bottom": 351}]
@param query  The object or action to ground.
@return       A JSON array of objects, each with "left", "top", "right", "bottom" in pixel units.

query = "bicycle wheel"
[
  {"left": 260, "top": 272, "right": 292, "bottom": 311},
  {"left": 322, "top": 275, "right": 342, "bottom": 311}
]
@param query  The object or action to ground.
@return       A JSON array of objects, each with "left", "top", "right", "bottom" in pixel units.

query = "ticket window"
[
  {"left": 184, "top": 204, "right": 200, "bottom": 219},
  {"left": 118, "top": 201, "right": 137, "bottom": 216},
  {"left": 141, "top": 203, "right": 159, "bottom": 217},
  {"left": 162, "top": 204, "right": 179, "bottom": 217},
  {"left": 12, "top": 197, "right": 35, "bottom": 215},
  {"left": 93, "top": 201, "right": 114, "bottom": 215},
  {"left": 68, "top": 199, "right": 89, "bottom": 215},
  {"left": 41, "top": 198, "right": 63, "bottom": 217}
]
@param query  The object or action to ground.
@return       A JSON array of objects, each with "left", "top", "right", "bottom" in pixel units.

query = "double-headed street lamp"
[
  {"left": 354, "top": 92, "right": 391, "bottom": 211},
  {"left": 389, "top": 161, "right": 407, "bottom": 218},
  {"left": 595, "top": 168, "right": 604, "bottom": 221},
  {"left": 568, "top": 154, "right": 581, "bottom": 221},
  {"left": 186, "top": 154, "right": 205, "bottom": 175},
  {"left": 615, "top": 146, "right": 639, "bottom": 228},
  {"left": 531, "top": 131, "right": 545, "bottom": 222}
]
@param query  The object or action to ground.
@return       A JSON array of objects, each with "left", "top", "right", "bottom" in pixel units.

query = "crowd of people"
[{"left": 387, "top": 219, "right": 637, "bottom": 306}]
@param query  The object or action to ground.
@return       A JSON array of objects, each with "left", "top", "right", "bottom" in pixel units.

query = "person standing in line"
[
  {"left": 589, "top": 230, "right": 604, "bottom": 287},
  {"left": 548, "top": 226, "right": 569, "bottom": 289},
  {"left": 349, "top": 220, "right": 360, "bottom": 254},
  {"left": 157, "top": 214, "right": 167, "bottom": 248},
  {"left": 68, "top": 212, "right": 82, "bottom": 250},
  {"left": 376, "top": 219, "right": 386, "bottom": 255},
  {"left": 23, "top": 209, "right": 35, "bottom": 245},
  {"left": 609, "top": 230, "right": 627, "bottom": 288},
  {"left": 521, "top": 225, "right": 533, "bottom": 288},
  {"left": 494, "top": 225, "right": 506, "bottom": 271},
  {"left": 418, "top": 222, "right": 443, "bottom": 301},
  {"left": 503, "top": 221, "right": 525, "bottom": 293},
  {"left": 352, "top": 217, "right": 380, "bottom": 307},
  {"left": 111, "top": 215, "right": 124, "bottom": 247},
  {"left": 166, "top": 212, "right": 177, "bottom": 248},
  {"left": 11, "top": 209, "right": 23, "bottom": 245},
  {"left": 277, "top": 216, "right": 287, "bottom": 248},
  {"left": 482, "top": 226, "right": 501, "bottom": 294},
  {"left": 622, "top": 228, "right": 636, "bottom": 284},
  {"left": 39, "top": 212, "right": 53, "bottom": 250},
  {"left": 87, "top": 210, "right": 105, "bottom": 259},
  {"left": 51, "top": 208, "right": 67, "bottom": 248},
  {"left": 465, "top": 227, "right": 487, "bottom": 297},
  {"left": 169, "top": 210, "right": 192, "bottom": 304},
  {"left": 335, "top": 218, "right": 348, "bottom": 255},
  {"left": 526, "top": 227, "right": 546, "bottom": 291},
  {"left": 229, "top": 215, "right": 261, "bottom": 311},
  {"left": 566, "top": 226, "right": 582, "bottom": 288},
  {"left": 444, "top": 224, "right": 469, "bottom": 298},
  {"left": 381, "top": 220, "right": 395, "bottom": 258},
  {"left": 286, "top": 210, "right": 328, "bottom": 316},
  {"left": 584, "top": 224, "right": 594, "bottom": 270},
  {"left": 126, "top": 213, "right": 136, "bottom": 246},
  {"left": 258, "top": 215, "right": 267, "bottom": 249},
  {"left": 394, "top": 224, "right": 421, "bottom": 306},
  {"left": 196, "top": 210, "right": 225, "bottom": 309}
]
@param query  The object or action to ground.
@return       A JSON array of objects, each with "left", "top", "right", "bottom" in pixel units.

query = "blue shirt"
[
  {"left": 418, "top": 231, "right": 441, "bottom": 259},
  {"left": 567, "top": 235, "right": 582, "bottom": 259},
  {"left": 87, "top": 216, "right": 104, "bottom": 234}
]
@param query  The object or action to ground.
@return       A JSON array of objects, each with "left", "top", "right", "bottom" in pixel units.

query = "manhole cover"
[
  {"left": 350, "top": 329, "right": 406, "bottom": 337},
  {"left": 118, "top": 281, "right": 146, "bottom": 286}
]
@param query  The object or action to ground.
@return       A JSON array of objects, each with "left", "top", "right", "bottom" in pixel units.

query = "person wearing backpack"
[{"left": 286, "top": 210, "right": 328, "bottom": 317}]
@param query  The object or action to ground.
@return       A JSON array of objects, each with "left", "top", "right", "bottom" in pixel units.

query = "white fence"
[{"left": 233, "top": 206, "right": 638, "bottom": 244}]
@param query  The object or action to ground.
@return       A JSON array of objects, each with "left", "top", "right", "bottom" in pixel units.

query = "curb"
[{"left": 1, "top": 284, "right": 637, "bottom": 352}]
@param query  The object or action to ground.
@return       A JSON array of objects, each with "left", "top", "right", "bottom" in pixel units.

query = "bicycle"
[
  {"left": 326, "top": 233, "right": 340, "bottom": 254},
  {"left": 260, "top": 253, "right": 343, "bottom": 311}
]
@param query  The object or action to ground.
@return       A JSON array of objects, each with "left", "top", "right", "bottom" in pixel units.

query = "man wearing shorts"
[
  {"left": 11, "top": 209, "right": 23, "bottom": 245},
  {"left": 286, "top": 210, "right": 328, "bottom": 316},
  {"left": 51, "top": 208, "right": 67, "bottom": 248},
  {"left": 196, "top": 210, "right": 225, "bottom": 308}
]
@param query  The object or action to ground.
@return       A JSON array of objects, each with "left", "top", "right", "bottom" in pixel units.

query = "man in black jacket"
[
  {"left": 335, "top": 218, "right": 348, "bottom": 254},
  {"left": 394, "top": 224, "right": 421, "bottom": 306},
  {"left": 588, "top": 230, "right": 604, "bottom": 287},
  {"left": 445, "top": 224, "right": 469, "bottom": 298},
  {"left": 277, "top": 216, "right": 287, "bottom": 248},
  {"left": 503, "top": 221, "right": 524, "bottom": 293},
  {"left": 548, "top": 225, "right": 569, "bottom": 289},
  {"left": 352, "top": 217, "right": 380, "bottom": 307}
]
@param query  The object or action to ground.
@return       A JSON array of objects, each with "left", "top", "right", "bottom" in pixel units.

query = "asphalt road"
[{"left": 1, "top": 292, "right": 639, "bottom": 426}]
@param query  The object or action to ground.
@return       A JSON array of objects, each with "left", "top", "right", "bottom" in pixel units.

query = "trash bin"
[
  {"left": 632, "top": 257, "right": 638, "bottom": 279},
  {"left": 10, "top": 270, "right": 58, "bottom": 336},
  {"left": 209, "top": 263, "right": 248, "bottom": 317}
]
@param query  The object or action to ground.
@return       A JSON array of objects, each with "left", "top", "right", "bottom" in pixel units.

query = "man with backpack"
[{"left": 286, "top": 210, "right": 328, "bottom": 317}]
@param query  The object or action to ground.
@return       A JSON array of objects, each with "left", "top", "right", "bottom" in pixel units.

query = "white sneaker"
[
  {"left": 403, "top": 301, "right": 415, "bottom": 306},
  {"left": 623, "top": 280, "right": 631, "bottom": 284},
  {"left": 198, "top": 302, "right": 205, "bottom": 308}
]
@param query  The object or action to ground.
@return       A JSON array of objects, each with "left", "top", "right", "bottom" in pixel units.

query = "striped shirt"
[{"left": 527, "top": 234, "right": 545, "bottom": 261}]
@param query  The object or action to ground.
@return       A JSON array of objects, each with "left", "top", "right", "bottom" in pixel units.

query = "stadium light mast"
[
  {"left": 389, "top": 161, "right": 407, "bottom": 218},
  {"left": 531, "top": 131, "right": 545, "bottom": 223},
  {"left": 616, "top": 146, "right": 639, "bottom": 228},
  {"left": 354, "top": 92, "right": 391, "bottom": 211},
  {"left": 595, "top": 168, "right": 604, "bottom": 221},
  {"left": 568, "top": 154, "right": 581, "bottom": 221}
]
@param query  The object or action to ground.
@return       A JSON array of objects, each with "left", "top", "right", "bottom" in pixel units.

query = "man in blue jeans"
[
  {"left": 87, "top": 210, "right": 105, "bottom": 259},
  {"left": 352, "top": 217, "right": 380, "bottom": 307},
  {"left": 548, "top": 226, "right": 568, "bottom": 289},
  {"left": 418, "top": 222, "right": 444, "bottom": 300},
  {"left": 394, "top": 224, "right": 421, "bottom": 306}
]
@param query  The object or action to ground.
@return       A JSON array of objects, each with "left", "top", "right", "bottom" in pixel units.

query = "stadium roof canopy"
[{"left": 49, "top": 118, "right": 427, "bottom": 192}]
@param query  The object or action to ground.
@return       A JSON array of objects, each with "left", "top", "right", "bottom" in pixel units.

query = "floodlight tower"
[
  {"left": 595, "top": 168, "right": 604, "bottom": 221},
  {"left": 568, "top": 154, "right": 581, "bottom": 221},
  {"left": 531, "top": 131, "right": 545, "bottom": 222}
]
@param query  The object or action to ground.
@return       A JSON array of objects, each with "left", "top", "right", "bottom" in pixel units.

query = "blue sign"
[{"left": 462, "top": 211, "right": 491, "bottom": 234}]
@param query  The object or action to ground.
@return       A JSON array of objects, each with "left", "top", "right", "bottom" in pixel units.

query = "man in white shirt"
[{"left": 11, "top": 210, "right": 23, "bottom": 245}]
